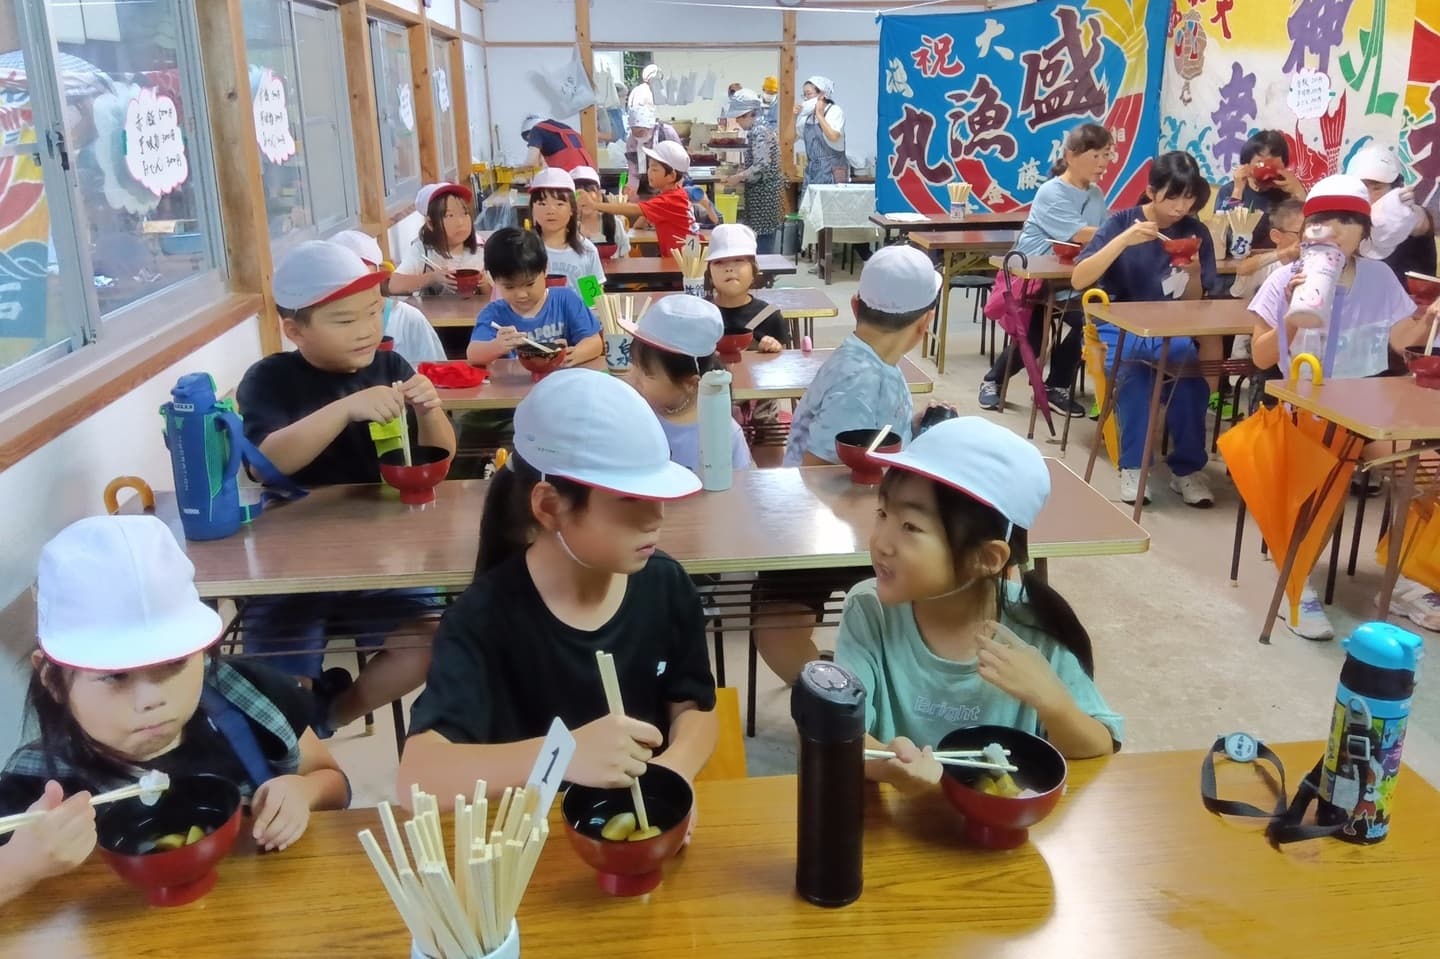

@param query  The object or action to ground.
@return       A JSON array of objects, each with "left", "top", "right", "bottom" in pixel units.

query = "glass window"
[
  {"left": 431, "top": 35, "right": 457, "bottom": 184},
  {"left": 369, "top": 18, "right": 419, "bottom": 202},
  {"left": 50, "top": 0, "right": 226, "bottom": 319},
  {"left": 293, "top": 2, "right": 357, "bottom": 233}
]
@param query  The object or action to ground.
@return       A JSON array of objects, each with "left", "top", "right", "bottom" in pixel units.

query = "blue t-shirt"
[
  {"left": 1076, "top": 207, "right": 1221, "bottom": 302},
  {"left": 470, "top": 286, "right": 599, "bottom": 354},
  {"left": 1015, "top": 177, "right": 1107, "bottom": 257},
  {"left": 783, "top": 333, "right": 915, "bottom": 467}
]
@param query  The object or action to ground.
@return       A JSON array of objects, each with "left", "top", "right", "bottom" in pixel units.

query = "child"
[
  {"left": 399, "top": 370, "right": 718, "bottom": 800},
  {"left": 331, "top": 229, "right": 446, "bottom": 366},
  {"left": 466, "top": 227, "right": 602, "bottom": 368},
  {"left": 706, "top": 224, "right": 790, "bottom": 352},
  {"left": 756, "top": 246, "right": 943, "bottom": 685},
  {"left": 391, "top": 182, "right": 489, "bottom": 297},
  {"left": 1245, "top": 175, "right": 1428, "bottom": 641},
  {"left": 689, "top": 182, "right": 721, "bottom": 226},
  {"left": 572, "top": 166, "right": 631, "bottom": 261},
  {"left": 0, "top": 515, "right": 349, "bottom": 902},
  {"left": 527, "top": 167, "right": 607, "bottom": 295},
  {"left": 237, "top": 241, "right": 455, "bottom": 734},
  {"left": 596, "top": 140, "right": 698, "bottom": 258},
  {"left": 1346, "top": 144, "right": 1438, "bottom": 283},
  {"left": 626, "top": 295, "right": 754, "bottom": 474},
  {"left": 1228, "top": 198, "right": 1304, "bottom": 304},
  {"left": 835, "top": 418, "right": 1122, "bottom": 792},
  {"left": 1213, "top": 130, "right": 1307, "bottom": 259},
  {"left": 1071, "top": 151, "right": 1220, "bottom": 508}
]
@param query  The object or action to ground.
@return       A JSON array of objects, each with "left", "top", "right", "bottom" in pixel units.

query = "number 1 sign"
[{"left": 526, "top": 717, "right": 576, "bottom": 816}]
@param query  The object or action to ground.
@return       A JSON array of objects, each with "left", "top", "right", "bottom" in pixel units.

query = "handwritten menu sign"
[
  {"left": 398, "top": 83, "right": 415, "bottom": 131},
  {"left": 434, "top": 68, "right": 452, "bottom": 113},
  {"left": 253, "top": 69, "right": 297, "bottom": 165},
  {"left": 124, "top": 87, "right": 188, "bottom": 197},
  {"left": 1286, "top": 69, "right": 1330, "bottom": 121}
]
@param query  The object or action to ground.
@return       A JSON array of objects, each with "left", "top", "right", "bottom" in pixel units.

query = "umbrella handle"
[
  {"left": 1289, "top": 353, "right": 1323, "bottom": 386},
  {"left": 1080, "top": 287, "right": 1109, "bottom": 321},
  {"left": 999, "top": 249, "right": 1029, "bottom": 296}
]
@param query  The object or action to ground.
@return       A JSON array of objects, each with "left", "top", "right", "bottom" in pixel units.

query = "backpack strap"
[
  {"left": 199, "top": 684, "right": 275, "bottom": 793},
  {"left": 214, "top": 409, "right": 306, "bottom": 524},
  {"left": 744, "top": 302, "right": 781, "bottom": 332}
]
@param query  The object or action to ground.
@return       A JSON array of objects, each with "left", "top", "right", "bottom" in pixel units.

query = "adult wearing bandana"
[
  {"left": 795, "top": 75, "right": 849, "bottom": 193},
  {"left": 628, "top": 64, "right": 661, "bottom": 110},
  {"left": 520, "top": 114, "right": 592, "bottom": 172},
  {"left": 624, "top": 104, "right": 683, "bottom": 199}
]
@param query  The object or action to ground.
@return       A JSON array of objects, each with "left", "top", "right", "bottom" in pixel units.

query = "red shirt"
[{"left": 638, "top": 187, "right": 697, "bottom": 258}]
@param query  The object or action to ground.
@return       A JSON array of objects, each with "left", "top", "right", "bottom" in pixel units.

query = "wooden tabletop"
[
  {"left": 606, "top": 255, "right": 797, "bottom": 283},
  {"left": 144, "top": 461, "right": 1144, "bottom": 597},
  {"left": 908, "top": 229, "right": 1019, "bottom": 253},
  {"left": 1084, "top": 298, "right": 1259, "bottom": 339},
  {"left": 629, "top": 227, "right": 714, "bottom": 246},
  {"left": 756, "top": 287, "right": 839, "bottom": 319},
  {"left": 986, "top": 254, "right": 1242, "bottom": 280},
  {"left": 412, "top": 294, "right": 485, "bottom": 329},
  {"left": 8, "top": 742, "right": 1438, "bottom": 958},
  {"left": 1265, "top": 376, "right": 1440, "bottom": 441},
  {"left": 437, "top": 349, "right": 932, "bottom": 411},
  {"left": 414, "top": 288, "right": 838, "bottom": 331},
  {"left": 870, "top": 210, "right": 1030, "bottom": 231}
]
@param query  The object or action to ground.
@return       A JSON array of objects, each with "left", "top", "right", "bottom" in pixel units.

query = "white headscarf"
[
  {"left": 804, "top": 76, "right": 834, "bottom": 99},
  {"left": 642, "top": 64, "right": 662, "bottom": 83}
]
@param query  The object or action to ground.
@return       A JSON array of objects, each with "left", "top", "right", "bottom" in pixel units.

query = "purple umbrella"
[{"left": 983, "top": 250, "right": 1055, "bottom": 436}]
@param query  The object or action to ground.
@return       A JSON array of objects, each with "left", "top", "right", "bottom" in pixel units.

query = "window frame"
[
  {"left": 430, "top": 33, "right": 458, "bottom": 184},
  {"left": 288, "top": 0, "right": 360, "bottom": 243},
  {"left": 368, "top": 16, "right": 421, "bottom": 208}
]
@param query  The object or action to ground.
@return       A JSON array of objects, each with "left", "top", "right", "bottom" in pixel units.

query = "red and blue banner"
[{"left": 877, "top": 0, "right": 1170, "bottom": 215}]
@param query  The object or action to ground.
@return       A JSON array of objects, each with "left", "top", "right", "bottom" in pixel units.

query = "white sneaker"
[
  {"left": 1170, "top": 471, "right": 1215, "bottom": 508},
  {"left": 1118, "top": 469, "right": 1150, "bottom": 505},
  {"left": 1382, "top": 579, "right": 1440, "bottom": 632},
  {"left": 1283, "top": 585, "right": 1335, "bottom": 641}
]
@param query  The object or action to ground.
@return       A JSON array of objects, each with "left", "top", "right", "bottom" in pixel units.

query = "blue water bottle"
[{"left": 1316, "top": 622, "right": 1424, "bottom": 843}]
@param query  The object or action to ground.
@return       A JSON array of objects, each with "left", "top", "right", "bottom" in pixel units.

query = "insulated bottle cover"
[{"left": 792, "top": 660, "right": 867, "bottom": 907}]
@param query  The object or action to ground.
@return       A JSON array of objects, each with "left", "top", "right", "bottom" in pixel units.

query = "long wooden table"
[
  {"left": 606, "top": 254, "right": 797, "bottom": 290},
  {"left": 871, "top": 209, "right": 1030, "bottom": 241},
  {"left": 910, "top": 230, "right": 1020, "bottom": 376},
  {"left": 8, "top": 742, "right": 1439, "bottom": 958},
  {"left": 986, "top": 253, "right": 1245, "bottom": 278},
  {"left": 139, "top": 462, "right": 1146, "bottom": 598},
  {"left": 436, "top": 349, "right": 932, "bottom": 412},
  {"left": 1261, "top": 376, "right": 1440, "bottom": 640}
]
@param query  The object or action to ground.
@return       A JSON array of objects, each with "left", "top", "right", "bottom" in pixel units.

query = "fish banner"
[
  {"left": 1402, "top": 1, "right": 1440, "bottom": 203},
  {"left": 876, "top": 0, "right": 1170, "bottom": 215}
]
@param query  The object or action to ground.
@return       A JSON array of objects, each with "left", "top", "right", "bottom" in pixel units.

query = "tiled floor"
[{"left": 331, "top": 261, "right": 1440, "bottom": 808}]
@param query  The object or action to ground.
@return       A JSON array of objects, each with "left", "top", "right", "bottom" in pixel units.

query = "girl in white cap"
[
  {"left": 706, "top": 224, "right": 789, "bottom": 351},
  {"left": 391, "top": 182, "right": 488, "bottom": 297},
  {"left": 627, "top": 295, "right": 754, "bottom": 474},
  {"left": 572, "top": 166, "right": 632, "bottom": 261},
  {"left": 528, "top": 167, "right": 606, "bottom": 296},
  {"left": 0, "top": 516, "right": 350, "bottom": 900},
  {"left": 330, "top": 229, "right": 446, "bottom": 366},
  {"left": 400, "top": 370, "right": 718, "bottom": 800},
  {"left": 834, "top": 418, "right": 1122, "bottom": 793}
]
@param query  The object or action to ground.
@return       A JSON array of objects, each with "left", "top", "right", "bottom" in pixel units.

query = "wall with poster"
[
  {"left": 875, "top": 0, "right": 1170, "bottom": 215},
  {"left": 1159, "top": 0, "right": 1421, "bottom": 192}
]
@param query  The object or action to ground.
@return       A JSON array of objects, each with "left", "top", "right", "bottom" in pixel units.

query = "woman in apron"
[
  {"left": 624, "top": 104, "right": 683, "bottom": 199},
  {"left": 795, "top": 76, "right": 849, "bottom": 194}
]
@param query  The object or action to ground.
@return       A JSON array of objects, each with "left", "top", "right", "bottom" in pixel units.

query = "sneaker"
[
  {"left": 1088, "top": 401, "right": 1101, "bottom": 420},
  {"left": 1047, "top": 386, "right": 1086, "bottom": 417},
  {"left": 310, "top": 666, "right": 354, "bottom": 739},
  {"left": 1118, "top": 468, "right": 1151, "bottom": 505},
  {"left": 1207, "top": 392, "right": 1236, "bottom": 419},
  {"left": 1382, "top": 580, "right": 1440, "bottom": 632},
  {"left": 978, "top": 380, "right": 1001, "bottom": 411},
  {"left": 1170, "top": 471, "right": 1215, "bottom": 508},
  {"left": 1351, "top": 473, "right": 1383, "bottom": 497},
  {"left": 1283, "top": 585, "right": 1335, "bottom": 641}
]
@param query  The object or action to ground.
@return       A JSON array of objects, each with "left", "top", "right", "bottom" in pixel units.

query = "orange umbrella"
[
  {"left": 1217, "top": 355, "right": 1359, "bottom": 628},
  {"left": 1080, "top": 290, "right": 1120, "bottom": 468},
  {"left": 1375, "top": 489, "right": 1440, "bottom": 594}
]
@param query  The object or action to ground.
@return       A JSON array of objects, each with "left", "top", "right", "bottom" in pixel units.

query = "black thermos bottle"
[{"left": 791, "top": 660, "right": 867, "bottom": 907}]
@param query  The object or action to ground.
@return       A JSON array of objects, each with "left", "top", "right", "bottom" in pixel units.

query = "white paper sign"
[
  {"left": 433, "top": 68, "right": 452, "bottom": 113},
  {"left": 253, "top": 69, "right": 296, "bottom": 165},
  {"left": 526, "top": 717, "right": 576, "bottom": 817},
  {"left": 123, "top": 87, "right": 188, "bottom": 197},
  {"left": 1286, "top": 69, "right": 1331, "bottom": 121},
  {"left": 398, "top": 83, "right": 415, "bottom": 131}
]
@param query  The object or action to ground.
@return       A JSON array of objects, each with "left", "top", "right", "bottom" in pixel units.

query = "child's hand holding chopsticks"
[
  {"left": 866, "top": 736, "right": 942, "bottom": 794},
  {"left": 568, "top": 712, "right": 663, "bottom": 789},
  {"left": 398, "top": 373, "right": 442, "bottom": 411},
  {"left": 346, "top": 384, "right": 408, "bottom": 424}
]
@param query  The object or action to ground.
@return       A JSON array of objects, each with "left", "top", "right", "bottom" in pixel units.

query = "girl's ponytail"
[
  {"left": 1005, "top": 530, "right": 1095, "bottom": 676},
  {"left": 474, "top": 453, "right": 590, "bottom": 576}
]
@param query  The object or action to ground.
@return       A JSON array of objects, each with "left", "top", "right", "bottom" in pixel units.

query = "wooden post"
[
  {"left": 340, "top": 1, "right": 390, "bottom": 258},
  {"left": 448, "top": 39, "right": 472, "bottom": 174},
  {"left": 409, "top": 21, "right": 440, "bottom": 184},
  {"left": 576, "top": 0, "right": 598, "bottom": 164},
  {"left": 195, "top": 0, "right": 280, "bottom": 354},
  {"left": 780, "top": 11, "right": 797, "bottom": 180}
]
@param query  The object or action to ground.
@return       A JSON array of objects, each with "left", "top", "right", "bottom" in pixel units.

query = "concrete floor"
[{"left": 332, "top": 261, "right": 1440, "bottom": 808}]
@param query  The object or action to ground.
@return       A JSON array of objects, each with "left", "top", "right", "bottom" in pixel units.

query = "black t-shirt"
[
  {"left": 0, "top": 661, "right": 311, "bottom": 823},
  {"left": 237, "top": 350, "right": 418, "bottom": 487},
  {"left": 408, "top": 550, "right": 716, "bottom": 747},
  {"left": 1384, "top": 232, "right": 1438, "bottom": 285},
  {"left": 717, "top": 296, "right": 791, "bottom": 348}
]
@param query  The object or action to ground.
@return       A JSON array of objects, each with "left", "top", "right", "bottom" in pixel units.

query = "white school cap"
[
  {"left": 1303, "top": 175, "right": 1372, "bottom": 219},
  {"left": 330, "top": 229, "right": 384, "bottom": 267},
  {"left": 856, "top": 244, "right": 941, "bottom": 315},
  {"left": 528, "top": 167, "right": 576, "bottom": 193},
  {"left": 570, "top": 166, "right": 602, "bottom": 187},
  {"left": 724, "top": 88, "right": 764, "bottom": 119},
  {"left": 37, "top": 515, "right": 222, "bottom": 671},
  {"left": 641, "top": 65, "right": 661, "bottom": 83},
  {"left": 706, "top": 223, "right": 757, "bottom": 261},
  {"left": 623, "top": 295, "right": 723, "bottom": 358},
  {"left": 415, "top": 181, "right": 474, "bottom": 213},
  {"left": 642, "top": 140, "right": 690, "bottom": 175},
  {"left": 870, "top": 417, "right": 1051, "bottom": 531},
  {"left": 628, "top": 104, "right": 657, "bottom": 129},
  {"left": 1346, "top": 144, "right": 1403, "bottom": 185},
  {"left": 521, "top": 114, "right": 542, "bottom": 135},
  {"left": 273, "top": 240, "right": 387, "bottom": 311},
  {"left": 513, "top": 369, "right": 702, "bottom": 500}
]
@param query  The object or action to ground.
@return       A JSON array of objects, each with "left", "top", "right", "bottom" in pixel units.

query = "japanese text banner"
[{"left": 876, "top": 1, "right": 1169, "bottom": 215}]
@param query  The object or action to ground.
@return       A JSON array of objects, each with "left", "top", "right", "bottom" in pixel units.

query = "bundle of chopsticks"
[
  {"left": 864, "top": 746, "right": 1016, "bottom": 772},
  {"left": 947, "top": 182, "right": 973, "bottom": 206},
  {"left": 595, "top": 293, "right": 652, "bottom": 338},
  {"left": 1225, "top": 206, "right": 1262, "bottom": 241},
  {"left": 671, "top": 235, "right": 706, "bottom": 279},
  {"left": 359, "top": 782, "right": 550, "bottom": 959}
]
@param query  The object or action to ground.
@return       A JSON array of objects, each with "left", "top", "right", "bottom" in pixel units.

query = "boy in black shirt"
[{"left": 237, "top": 241, "right": 456, "bottom": 735}]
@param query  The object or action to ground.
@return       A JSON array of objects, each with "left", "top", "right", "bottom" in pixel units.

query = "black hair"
[
  {"left": 1240, "top": 130, "right": 1290, "bottom": 167},
  {"left": 475, "top": 452, "right": 591, "bottom": 574},
  {"left": 1304, "top": 209, "right": 1373, "bottom": 242},
  {"left": 704, "top": 255, "right": 762, "bottom": 294},
  {"left": 1269, "top": 197, "right": 1305, "bottom": 230},
  {"left": 1050, "top": 122, "right": 1114, "bottom": 177},
  {"left": 878, "top": 471, "right": 1095, "bottom": 675},
  {"left": 854, "top": 292, "right": 937, "bottom": 333},
  {"left": 529, "top": 187, "right": 584, "bottom": 254},
  {"left": 650, "top": 161, "right": 681, "bottom": 185},
  {"left": 1147, "top": 151, "right": 1211, "bottom": 214},
  {"left": 631, "top": 338, "right": 720, "bottom": 383},
  {"left": 483, "top": 227, "right": 549, "bottom": 282},
  {"left": 419, "top": 191, "right": 478, "bottom": 255}
]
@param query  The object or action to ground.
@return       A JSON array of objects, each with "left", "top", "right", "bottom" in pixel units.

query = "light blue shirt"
[
  {"left": 782, "top": 334, "right": 914, "bottom": 467},
  {"left": 659, "top": 416, "right": 754, "bottom": 474},
  {"left": 1015, "top": 178, "right": 1107, "bottom": 272},
  {"left": 835, "top": 579, "right": 1124, "bottom": 748}
]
